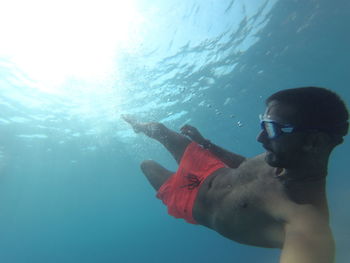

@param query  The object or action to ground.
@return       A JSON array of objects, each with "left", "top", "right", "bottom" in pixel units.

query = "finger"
[
  {"left": 180, "top": 124, "right": 191, "bottom": 132},
  {"left": 180, "top": 128, "right": 192, "bottom": 136},
  {"left": 180, "top": 124, "right": 190, "bottom": 130},
  {"left": 181, "top": 129, "right": 191, "bottom": 135}
]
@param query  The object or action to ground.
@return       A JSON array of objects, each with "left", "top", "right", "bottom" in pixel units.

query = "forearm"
[
  {"left": 201, "top": 140, "right": 246, "bottom": 168},
  {"left": 180, "top": 125, "right": 246, "bottom": 168},
  {"left": 281, "top": 230, "right": 335, "bottom": 263},
  {"left": 281, "top": 214, "right": 335, "bottom": 263}
]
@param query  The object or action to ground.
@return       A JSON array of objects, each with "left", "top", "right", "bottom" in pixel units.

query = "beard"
[
  {"left": 265, "top": 151, "right": 280, "bottom": 167},
  {"left": 264, "top": 150, "right": 296, "bottom": 168}
]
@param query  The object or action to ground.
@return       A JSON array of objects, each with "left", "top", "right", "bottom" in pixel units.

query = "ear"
[
  {"left": 302, "top": 132, "right": 331, "bottom": 153},
  {"left": 302, "top": 135, "right": 315, "bottom": 152}
]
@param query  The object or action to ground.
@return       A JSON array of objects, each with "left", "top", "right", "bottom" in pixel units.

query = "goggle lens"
[
  {"left": 261, "top": 122, "right": 279, "bottom": 139},
  {"left": 259, "top": 114, "right": 295, "bottom": 139}
]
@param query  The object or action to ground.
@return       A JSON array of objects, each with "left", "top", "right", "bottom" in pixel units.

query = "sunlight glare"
[{"left": 0, "top": 0, "right": 143, "bottom": 95}]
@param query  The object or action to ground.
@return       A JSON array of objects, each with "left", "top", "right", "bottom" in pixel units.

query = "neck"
[
  {"left": 283, "top": 168, "right": 327, "bottom": 182},
  {"left": 276, "top": 166, "right": 329, "bottom": 220},
  {"left": 283, "top": 153, "right": 330, "bottom": 181}
]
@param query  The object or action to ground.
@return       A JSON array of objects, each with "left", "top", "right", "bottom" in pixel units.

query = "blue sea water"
[{"left": 0, "top": 0, "right": 349, "bottom": 262}]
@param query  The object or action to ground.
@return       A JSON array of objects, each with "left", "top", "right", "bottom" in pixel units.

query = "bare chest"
[{"left": 193, "top": 165, "right": 286, "bottom": 248}]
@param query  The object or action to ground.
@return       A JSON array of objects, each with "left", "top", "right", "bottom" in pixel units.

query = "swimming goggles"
[{"left": 259, "top": 114, "right": 295, "bottom": 139}]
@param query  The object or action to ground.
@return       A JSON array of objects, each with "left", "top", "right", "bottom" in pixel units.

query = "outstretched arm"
[
  {"left": 280, "top": 206, "right": 335, "bottom": 263},
  {"left": 180, "top": 124, "right": 246, "bottom": 168}
]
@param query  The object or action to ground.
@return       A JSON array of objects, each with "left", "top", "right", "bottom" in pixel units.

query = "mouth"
[{"left": 263, "top": 145, "right": 272, "bottom": 152}]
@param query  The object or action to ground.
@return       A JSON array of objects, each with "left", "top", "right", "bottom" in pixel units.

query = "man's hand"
[
  {"left": 181, "top": 124, "right": 246, "bottom": 168},
  {"left": 180, "top": 124, "right": 207, "bottom": 145}
]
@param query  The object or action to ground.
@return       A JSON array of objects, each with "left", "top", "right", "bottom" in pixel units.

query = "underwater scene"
[{"left": 0, "top": 0, "right": 349, "bottom": 262}]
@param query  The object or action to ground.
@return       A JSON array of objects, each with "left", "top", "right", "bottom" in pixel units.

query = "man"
[{"left": 122, "top": 87, "right": 348, "bottom": 263}]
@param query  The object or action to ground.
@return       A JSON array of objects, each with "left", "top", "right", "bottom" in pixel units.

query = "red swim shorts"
[{"left": 156, "top": 142, "right": 226, "bottom": 224}]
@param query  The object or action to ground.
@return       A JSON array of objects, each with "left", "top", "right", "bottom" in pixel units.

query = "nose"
[{"left": 256, "top": 129, "right": 267, "bottom": 143}]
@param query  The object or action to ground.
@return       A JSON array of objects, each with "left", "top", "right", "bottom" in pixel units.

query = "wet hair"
[{"left": 266, "top": 87, "right": 349, "bottom": 142}]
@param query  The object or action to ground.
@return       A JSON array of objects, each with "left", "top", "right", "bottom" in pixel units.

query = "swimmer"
[{"left": 122, "top": 87, "right": 349, "bottom": 263}]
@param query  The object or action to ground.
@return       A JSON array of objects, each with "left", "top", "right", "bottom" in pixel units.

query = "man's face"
[{"left": 257, "top": 100, "right": 306, "bottom": 168}]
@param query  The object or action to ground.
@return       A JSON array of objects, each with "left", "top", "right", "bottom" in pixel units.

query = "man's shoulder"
[
  {"left": 215, "top": 153, "right": 277, "bottom": 184},
  {"left": 240, "top": 152, "right": 267, "bottom": 164},
  {"left": 237, "top": 153, "right": 271, "bottom": 172}
]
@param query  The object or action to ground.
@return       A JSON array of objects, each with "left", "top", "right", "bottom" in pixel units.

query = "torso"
[{"left": 192, "top": 154, "right": 328, "bottom": 248}]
